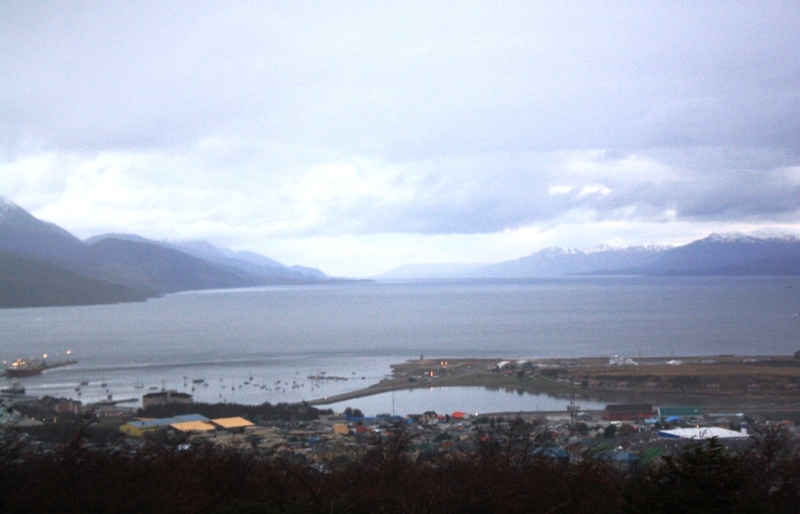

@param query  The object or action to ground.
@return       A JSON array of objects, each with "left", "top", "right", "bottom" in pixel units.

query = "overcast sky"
[{"left": 2, "top": 1, "right": 799, "bottom": 276}]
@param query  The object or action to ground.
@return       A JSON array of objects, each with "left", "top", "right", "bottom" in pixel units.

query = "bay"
[{"left": 2, "top": 276, "right": 799, "bottom": 415}]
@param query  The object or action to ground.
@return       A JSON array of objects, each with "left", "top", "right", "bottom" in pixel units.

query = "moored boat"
[{"left": 1, "top": 382, "right": 25, "bottom": 395}]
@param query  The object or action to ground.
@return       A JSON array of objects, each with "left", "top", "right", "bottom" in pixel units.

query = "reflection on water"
[{"left": 325, "top": 386, "right": 607, "bottom": 417}]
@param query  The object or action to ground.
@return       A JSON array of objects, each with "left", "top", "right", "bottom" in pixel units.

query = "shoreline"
[{"left": 307, "top": 354, "right": 800, "bottom": 415}]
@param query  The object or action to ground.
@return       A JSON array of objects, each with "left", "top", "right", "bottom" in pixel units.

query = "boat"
[
  {"left": 4, "top": 357, "right": 78, "bottom": 378},
  {"left": 5, "top": 359, "right": 44, "bottom": 377},
  {"left": 6, "top": 359, "right": 44, "bottom": 377},
  {"left": 1, "top": 382, "right": 25, "bottom": 395}
]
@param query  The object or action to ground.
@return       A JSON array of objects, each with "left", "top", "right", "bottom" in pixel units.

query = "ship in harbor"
[
  {"left": 5, "top": 359, "right": 44, "bottom": 377},
  {"left": 4, "top": 357, "right": 78, "bottom": 378}
]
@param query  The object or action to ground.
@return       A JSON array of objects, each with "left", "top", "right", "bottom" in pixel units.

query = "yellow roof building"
[
  {"left": 170, "top": 421, "right": 216, "bottom": 433},
  {"left": 211, "top": 417, "right": 255, "bottom": 430}
]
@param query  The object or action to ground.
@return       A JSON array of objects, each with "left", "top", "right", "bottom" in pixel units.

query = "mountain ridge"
[
  {"left": 0, "top": 197, "right": 333, "bottom": 307},
  {"left": 377, "top": 230, "right": 800, "bottom": 279},
  {"left": 0, "top": 252, "right": 152, "bottom": 308},
  {"left": 84, "top": 233, "right": 326, "bottom": 281}
]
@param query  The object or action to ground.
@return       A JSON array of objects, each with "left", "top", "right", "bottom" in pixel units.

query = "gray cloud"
[{"left": 2, "top": 1, "right": 800, "bottom": 253}]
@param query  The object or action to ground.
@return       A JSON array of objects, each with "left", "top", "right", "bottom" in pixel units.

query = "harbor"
[
  {"left": 5, "top": 352, "right": 800, "bottom": 418},
  {"left": 0, "top": 353, "right": 398, "bottom": 410}
]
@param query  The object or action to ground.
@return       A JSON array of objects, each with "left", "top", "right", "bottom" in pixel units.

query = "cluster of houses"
[
  {"left": 603, "top": 404, "right": 752, "bottom": 441},
  {"left": 93, "top": 401, "right": 774, "bottom": 473},
  {"left": 1, "top": 385, "right": 790, "bottom": 473},
  {"left": 119, "top": 414, "right": 255, "bottom": 437}
]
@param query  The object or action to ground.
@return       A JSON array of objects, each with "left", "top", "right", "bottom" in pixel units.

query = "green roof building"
[{"left": 657, "top": 407, "right": 703, "bottom": 420}]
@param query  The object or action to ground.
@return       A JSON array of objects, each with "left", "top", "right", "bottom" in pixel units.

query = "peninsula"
[{"left": 308, "top": 354, "right": 800, "bottom": 415}]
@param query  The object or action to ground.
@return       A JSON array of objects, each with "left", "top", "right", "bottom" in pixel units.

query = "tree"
[
  {"left": 750, "top": 424, "right": 793, "bottom": 470},
  {"left": 744, "top": 423, "right": 798, "bottom": 501},
  {"left": 343, "top": 407, "right": 364, "bottom": 418},
  {"left": 626, "top": 438, "right": 760, "bottom": 514}
]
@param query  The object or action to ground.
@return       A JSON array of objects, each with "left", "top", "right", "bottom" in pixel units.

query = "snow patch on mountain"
[
  {"left": 583, "top": 243, "right": 671, "bottom": 254},
  {"left": 583, "top": 243, "right": 624, "bottom": 254},
  {"left": 706, "top": 229, "right": 800, "bottom": 244},
  {"left": 748, "top": 228, "right": 800, "bottom": 242},
  {"left": 706, "top": 232, "right": 757, "bottom": 243},
  {"left": 539, "top": 246, "right": 581, "bottom": 257},
  {"left": 0, "top": 196, "right": 20, "bottom": 215}
]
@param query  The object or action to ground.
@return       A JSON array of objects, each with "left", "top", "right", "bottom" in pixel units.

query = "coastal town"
[
  {"left": 3, "top": 354, "right": 800, "bottom": 463},
  {"left": 2, "top": 355, "right": 800, "bottom": 512}
]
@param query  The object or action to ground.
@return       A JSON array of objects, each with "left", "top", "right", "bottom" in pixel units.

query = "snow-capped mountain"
[
  {"left": 378, "top": 228, "right": 800, "bottom": 279},
  {"left": 472, "top": 244, "right": 670, "bottom": 277},
  {"left": 643, "top": 231, "right": 800, "bottom": 276}
]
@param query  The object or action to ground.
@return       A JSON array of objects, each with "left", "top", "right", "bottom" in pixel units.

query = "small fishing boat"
[{"left": 1, "top": 382, "right": 25, "bottom": 395}]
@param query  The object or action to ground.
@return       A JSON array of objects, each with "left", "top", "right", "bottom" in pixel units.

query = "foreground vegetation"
[{"left": 2, "top": 416, "right": 800, "bottom": 513}]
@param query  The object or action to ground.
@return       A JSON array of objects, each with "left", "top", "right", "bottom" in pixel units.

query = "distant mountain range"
[
  {"left": 0, "top": 197, "right": 331, "bottom": 308},
  {"left": 378, "top": 231, "right": 800, "bottom": 279},
  {"left": 5, "top": 195, "right": 800, "bottom": 308}
]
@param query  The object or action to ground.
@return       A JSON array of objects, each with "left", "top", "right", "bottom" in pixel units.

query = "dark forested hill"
[{"left": 0, "top": 252, "right": 151, "bottom": 308}]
